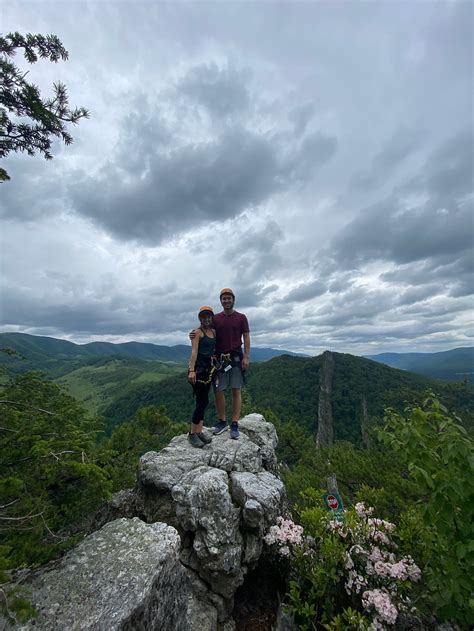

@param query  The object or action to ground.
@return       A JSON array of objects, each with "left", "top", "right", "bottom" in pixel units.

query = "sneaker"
[
  {"left": 188, "top": 432, "right": 204, "bottom": 448},
  {"left": 197, "top": 431, "right": 212, "bottom": 445},
  {"left": 230, "top": 422, "right": 240, "bottom": 440},
  {"left": 213, "top": 420, "right": 228, "bottom": 435}
]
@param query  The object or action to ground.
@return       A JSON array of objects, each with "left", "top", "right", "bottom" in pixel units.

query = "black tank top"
[{"left": 198, "top": 331, "right": 216, "bottom": 358}]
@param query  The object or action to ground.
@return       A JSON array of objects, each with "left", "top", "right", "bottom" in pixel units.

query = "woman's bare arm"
[{"left": 188, "top": 330, "right": 202, "bottom": 384}]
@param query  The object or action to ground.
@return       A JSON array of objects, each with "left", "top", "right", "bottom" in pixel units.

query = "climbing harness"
[{"left": 196, "top": 358, "right": 218, "bottom": 385}]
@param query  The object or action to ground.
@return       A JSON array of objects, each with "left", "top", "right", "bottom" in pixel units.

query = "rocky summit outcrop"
[{"left": 11, "top": 414, "right": 286, "bottom": 630}]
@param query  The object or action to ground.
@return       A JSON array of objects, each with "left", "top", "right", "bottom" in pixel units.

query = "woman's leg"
[{"left": 191, "top": 382, "right": 209, "bottom": 432}]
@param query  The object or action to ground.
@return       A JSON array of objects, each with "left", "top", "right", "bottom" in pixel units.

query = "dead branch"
[{"left": 0, "top": 400, "right": 57, "bottom": 415}]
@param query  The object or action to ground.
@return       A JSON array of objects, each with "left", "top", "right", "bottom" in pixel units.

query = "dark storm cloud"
[
  {"left": 380, "top": 250, "right": 474, "bottom": 302},
  {"left": 232, "top": 283, "right": 279, "bottom": 310},
  {"left": 177, "top": 63, "right": 250, "bottom": 118},
  {"left": 307, "top": 287, "right": 394, "bottom": 327},
  {"left": 0, "top": 156, "right": 67, "bottom": 220},
  {"left": 350, "top": 127, "right": 424, "bottom": 191},
  {"left": 334, "top": 196, "right": 472, "bottom": 266},
  {"left": 0, "top": 280, "right": 208, "bottom": 337},
  {"left": 67, "top": 62, "right": 337, "bottom": 244},
  {"left": 288, "top": 102, "right": 317, "bottom": 137},
  {"left": 290, "top": 132, "right": 338, "bottom": 182},
  {"left": 282, "top": 279, "right": 326, "bottom": 303},
  {"left": 333, "top": 130, "right": 473, "bottom": 268},
  {"left": 223, "top": 219, "right": 284, "bottom": 285},
  {"left": 70, "top": 126, "right": 282, "bottom": 242},
  {"left": 396, "top": 284, "right": 443, "bottom": 306},
  {"left": 403, "top": 130, "right": 473, "bottom": 202}
]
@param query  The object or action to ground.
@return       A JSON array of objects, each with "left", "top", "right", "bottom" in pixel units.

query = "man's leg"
[
  {"left": 229, "top": 387, "right": 241, "bottom": 439},
  {"left": 214, "top": 389, "right": 226, "bottom": 421},
  {"left": 231, "top": 388, "right": 241, "bottom": 422},
  {"left": 213, "top": 387, "right": 228, "bottom": 435}
]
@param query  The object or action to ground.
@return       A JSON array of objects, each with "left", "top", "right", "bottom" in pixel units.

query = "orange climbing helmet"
[
  {"left": 198, "top": 306, "right": 214, "bottom": 318},
  {"left": 219, "top": 288, "right": 235, "bottom": 298}
]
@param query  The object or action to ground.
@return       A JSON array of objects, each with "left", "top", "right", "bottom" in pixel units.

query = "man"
[
  {"left": 212, "top": 288, "right": 250, "bottom": 439},
  {"left": 192, "top": 288, "right": 250, "bottom": 439}
]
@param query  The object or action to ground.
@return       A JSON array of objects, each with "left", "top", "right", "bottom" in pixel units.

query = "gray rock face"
[
  {"left": 135, "top": 414, "right": 285, "bottom": 606},
  {"left": 16, "top": 518, "right": 187, "bottom": 630},
  {"left": 316, "top": 350, "right": 335, "bottom": 447},
  {"left": 10, "top": 414, "right": 284, "bottom": 630}
]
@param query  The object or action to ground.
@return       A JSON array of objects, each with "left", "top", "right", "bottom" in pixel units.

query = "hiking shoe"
[
  {"left": 230, "top": 422, "right": 240, "bottom": 440},
  {"left": 188, "top": 432, "right": 204, "bottom": 448},
  {"left": 213, "top": 420, "right": 228, "bottom": 435},
  {"left": 197, "top": 431, "right": 212, "bottom": 445}
]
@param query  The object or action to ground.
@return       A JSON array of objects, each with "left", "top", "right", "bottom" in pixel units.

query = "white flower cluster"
[
  {"left": 339, "top": 503, "right": 422, "bottom": 627},
  {"left": 264, "top": 516, "right": 304, "bottom": 556},
  {"left": 362, "top": 588, "right": 398, "bottom": 625}
]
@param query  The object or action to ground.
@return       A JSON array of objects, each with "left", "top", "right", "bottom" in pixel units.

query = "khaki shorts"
[{"left": 213, "top": 365, "right": 243, "bottom": 391}]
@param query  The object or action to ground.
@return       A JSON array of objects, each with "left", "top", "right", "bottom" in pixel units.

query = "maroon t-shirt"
[{"left": 213, "top": 310, "right": 250, "bottom": 354}]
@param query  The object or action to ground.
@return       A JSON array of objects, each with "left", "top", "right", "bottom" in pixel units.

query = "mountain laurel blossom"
[
  {"left": 264, "top": 516, "right": 304, "bottom": 552},
  {"left": 362, "top": 589, "right": 398, "bottom": 625},
  {"left": 338, "top": 504, "right": 421, "bottom": 626},
  {"left": 277, "top": 503, "right": 422, "bottom": 629}
]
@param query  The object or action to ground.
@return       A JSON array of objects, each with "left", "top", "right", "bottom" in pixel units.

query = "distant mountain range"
[
  {"left": 0, "top": 332, "right": 304, "bottom": 364},
  {"left": 1, "top": 333, "right": 472, "bottom": 383},
  {"left": 1, "top": 333, "right": 472, "bottom": 443},
  {"left": 366, "top": 347, "right": 474, "bottom": 383}
]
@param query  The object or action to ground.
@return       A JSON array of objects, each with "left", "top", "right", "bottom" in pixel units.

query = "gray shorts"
[{"left": 213, "top": 365, "right": 243, "bottom": 391}]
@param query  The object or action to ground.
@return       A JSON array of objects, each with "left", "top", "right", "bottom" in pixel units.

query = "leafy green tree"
[
  {"left": 0, "top": 32, "right": 89, "bottom": 182},
  {"left": 100, "top": 406, "right": 187, "bottom": 491},
  {"left": 0, "top": 372, "right": 110, "bottom": 568},
  {"left": 379, "top": 397, "right": 474, "bottom": 626}
]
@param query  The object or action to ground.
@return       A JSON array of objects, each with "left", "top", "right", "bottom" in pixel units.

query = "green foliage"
[
  {"left": 282, "top": 440, "right": 415, "bottom": 522},
  {"left": 56, "top": 358, "right": 183, "bottom": 415},
  {"left": 0, "top": 587, "right": 38, "bottom": 625},
  {"left": 378, "top": 397, "right": 474, "bottom": 626},
  {"left": 278, "top": 505, "right": 421, "bottom": 630},
  {"left": 99, "top": 406, "right": 187, "bottom": 491},
  {"left": 322, "top": 607, "right": 368, "bottom": 630},
  {"left": 0, "top": 33, "right": 89, "bottom": 182},
  {"left": 0, "top": 373, "right": 110, "bottom": 568}
]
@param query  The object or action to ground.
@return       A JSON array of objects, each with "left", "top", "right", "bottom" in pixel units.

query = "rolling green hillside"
[
  {"left": 0, "top": 332, "right": 190, "bottom": 371},
  {"left": 102, "top": 352, "right": 474, "bottom": 439},
  {"left": 366, "top": 347, "right": 474, "bottom": 383},
  {"left": 0, "top": 332, "right": 304, "bottom": 376},
  {"left": 56, "top": 357, "right": 183, "bottom": 414}
]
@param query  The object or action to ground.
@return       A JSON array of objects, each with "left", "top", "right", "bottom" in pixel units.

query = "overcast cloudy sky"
[{"left": 1, "top": 1, "right": 473, "bottom": 355}]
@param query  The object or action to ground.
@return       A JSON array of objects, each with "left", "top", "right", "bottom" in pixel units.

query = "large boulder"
[{"left": 15, "top": 518, "right": 187, "bottom": 630}]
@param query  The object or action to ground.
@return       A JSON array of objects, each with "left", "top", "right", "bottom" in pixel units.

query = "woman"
[{"left": 187, "top": 306, "right": 216, "bottom": 447}]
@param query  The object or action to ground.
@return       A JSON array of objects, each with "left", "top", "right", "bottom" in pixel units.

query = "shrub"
[
  {"left": 265, "top": 504, "right": 422, "bottom": 630},
  {"left": 378, "top": 397, "right": 474, "bottom": 626}
]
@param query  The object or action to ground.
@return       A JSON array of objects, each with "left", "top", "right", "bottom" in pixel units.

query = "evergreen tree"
[
  {"left": 0, "top": 32, "right": 89, "bottom": 181},
  {"left": 0, "top": 372, "right": 110, "bottom": 568}
]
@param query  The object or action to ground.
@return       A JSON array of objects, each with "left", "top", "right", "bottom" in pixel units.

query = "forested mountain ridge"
[
  {"left": 103, "top": 351, "right": 474, "bottom": 441},
  {"left": 366, "top": 346, "right": 474, "bottom": 383},
  {"left": 0, "top": 333, "right": 306, "bottom": 414},
  {"left": 0, "top": 332, "right": 304, "bottom": 372}
]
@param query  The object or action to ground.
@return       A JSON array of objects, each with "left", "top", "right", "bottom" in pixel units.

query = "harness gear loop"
[{"left": 195, "top": 355, "right": 219, "bottom": 385}]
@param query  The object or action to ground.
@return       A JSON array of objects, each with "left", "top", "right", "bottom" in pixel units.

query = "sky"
[{"left": 1, "top": 0, "right": 473, "bottom": 356}]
